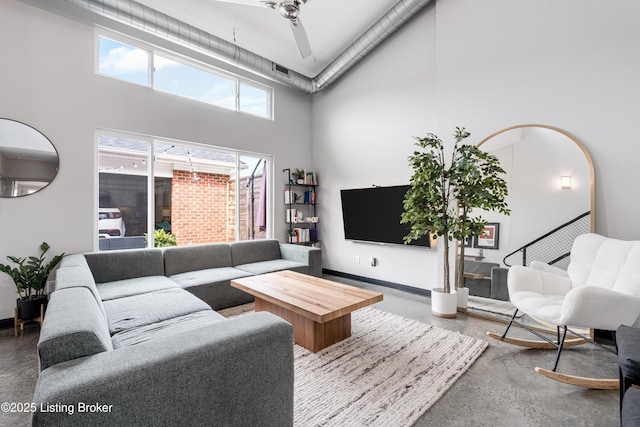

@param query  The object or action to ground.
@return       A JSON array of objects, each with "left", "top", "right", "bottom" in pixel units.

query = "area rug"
[
  {"left": 220, "top": 304, "right": 488, "bottom": 426},
  {"left": 467, "top": 295, "right": 523, "bottom": 318}
]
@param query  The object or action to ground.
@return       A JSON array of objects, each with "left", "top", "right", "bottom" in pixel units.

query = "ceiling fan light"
[{"left": 279, "top": 1, "right": 300, "bottom": 20}]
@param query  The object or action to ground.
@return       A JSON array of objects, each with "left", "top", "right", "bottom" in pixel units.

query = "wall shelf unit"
[{"left": 283, "top": 168, "right": 319, "bottom": 246}]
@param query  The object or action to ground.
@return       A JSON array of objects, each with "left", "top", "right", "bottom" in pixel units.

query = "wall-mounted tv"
[{"left": 340, "top": 185, "right": 430, "bottom": 247}]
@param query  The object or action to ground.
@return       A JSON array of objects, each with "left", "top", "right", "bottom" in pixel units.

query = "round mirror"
[
  {"left": 0, "top": 118, "right": 59, "bottom": 197},
  {"left": 475, "top": 124, "right": 594, "bottom": 267}
]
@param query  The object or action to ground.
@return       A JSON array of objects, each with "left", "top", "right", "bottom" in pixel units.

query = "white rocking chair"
[{"left": 487, "top": 233, "right": 640, "bottom": 389}]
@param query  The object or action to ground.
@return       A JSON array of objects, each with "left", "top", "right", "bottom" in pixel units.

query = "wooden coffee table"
[{"left": 231, "top": 270, "right": 383, "bottom": 352}]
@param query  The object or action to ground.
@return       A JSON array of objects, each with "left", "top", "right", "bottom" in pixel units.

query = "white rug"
[
  {"left": 467, "top": 295, "right": 523, "bottom": 317},
  {"left": 221, "top": 304, "right": 488, "bottom": 426}
]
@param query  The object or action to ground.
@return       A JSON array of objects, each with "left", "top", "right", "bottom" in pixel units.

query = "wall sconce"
[
  {"left": 561, "top": 176, "right": 572, "bottom": 189},
  {"left": 429, "top": 233, "right": 438, "bottom": 248}
]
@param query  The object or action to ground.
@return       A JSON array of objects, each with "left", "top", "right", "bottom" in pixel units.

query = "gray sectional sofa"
[{"left": 31, "top": 239, "right": 321, "bottom": 426}]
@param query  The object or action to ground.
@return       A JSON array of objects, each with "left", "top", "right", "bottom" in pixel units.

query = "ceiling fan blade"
[
  {"left": 212, "top": 0, "right": 264, "bottom": 7},
  {"left": 290, "top": 18, "right": 312, "bottom": 58}
]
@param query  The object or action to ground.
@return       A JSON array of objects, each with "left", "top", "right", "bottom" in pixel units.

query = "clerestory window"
[{"left": 96, "top": 31, "right": 273, "bottom": 119}]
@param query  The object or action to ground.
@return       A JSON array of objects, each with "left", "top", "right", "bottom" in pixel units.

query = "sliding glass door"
[{"left": 97, "top": 132, "right": 270, "bottom": 250}]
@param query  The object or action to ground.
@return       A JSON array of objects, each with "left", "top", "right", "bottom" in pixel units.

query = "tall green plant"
[
  {"left": 401, "top": 127, "right": 509, "bottom": 294},
  {"left": 452, "top": 145, "right": 510, "bottom": 289},
  {"left": 0, "top": 242, "right": 64, "bottom": 300}
]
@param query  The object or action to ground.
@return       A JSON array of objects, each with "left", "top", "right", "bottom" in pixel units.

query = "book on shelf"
[
  {"left": 303, "top": 190, "right": 316, "bottom": 204},
  {"left": 304, "top": 170, "right": 318, "bottom": 186},
  {"left": 286, "top": 209, "right": 304, "bottom": 224},
  {"left": 289, "top": 227, "right": 311, "bottom": 243},
  {"left": 285, "top": 190, "right": 307, "bottom": 204}
]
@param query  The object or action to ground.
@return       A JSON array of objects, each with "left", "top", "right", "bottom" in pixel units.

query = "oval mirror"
[
  {"left": 475, "top": 124, "right": 594, "bottom": 268},
  {"left": 0, "top": 118, "right": 59, "bottom": 197}
]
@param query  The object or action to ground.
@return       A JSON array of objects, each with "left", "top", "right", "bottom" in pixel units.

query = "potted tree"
[
  {"left": 401, "top": 127, "right": 509, "bottom": 317},
  {"left": 0, "top": 242, "right": 64, "bottom": 320},
  {"left": 452, "top": 144, "right": 510, "bottom": 311}
]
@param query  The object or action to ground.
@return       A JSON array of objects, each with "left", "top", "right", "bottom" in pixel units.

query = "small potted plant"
[
  {"left": 401, "top": 127, "right": 509, "bottom": 317},
  {"left": 292, "top": 169, "right": 306, "bottom": 184},
  {"left": 0, "top": 242, "right": 64, "bottom": 320},
  {"left": 146, "top": 229, "right": 177, "bottom": 247}
]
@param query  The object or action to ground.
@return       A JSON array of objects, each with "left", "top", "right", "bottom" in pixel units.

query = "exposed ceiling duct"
[{"left": 61, "top": 0, "right": 433, "bottom": 93}]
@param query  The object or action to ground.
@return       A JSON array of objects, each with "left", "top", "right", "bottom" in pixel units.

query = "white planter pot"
[
  {"left": 431, "top": 288, "right": 457, "bottom": 318},
  {"left": 456, "top": 287, "right": 469, "bottom": 313}
]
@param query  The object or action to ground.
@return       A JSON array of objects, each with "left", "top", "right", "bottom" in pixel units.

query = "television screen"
[{"left": 340, "top": 185, "right": 430, "bottom": 247}]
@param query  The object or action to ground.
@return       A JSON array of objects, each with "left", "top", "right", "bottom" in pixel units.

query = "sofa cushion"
[
  {"left": 38, "top": 288, "right": 113, "bottom": 370},
  {"left": 54, "top": 255, "right": 107, "bottom": 319},
  {"left": 163, "top": 243, "right": 233, "bottom": 276},
  {"left": 623, "top": 387, "right": 640, "bottom": 427},
  {"left": 85, "top": 249, "right": 165, "bottom": 283},
  {"left": 111, "top": 310, "right": 226, "bottom": 348},
  {"left": 170, "top": 267, "right": 253, "bottom": 310},
  {"left": 97, "top": 276, "right": 179, "bottom": 301},
  {"left": 230, "top": 239, "right": 281, "bottom": 266},
  {"left": 169, "top": 267, "right": 251, "bottom": 289},
  {"left": 103, "top": 288, "right": 211, "bottom": 335},
  {"left": 235, "top": 259, "right": 308, "bottom": 276}
]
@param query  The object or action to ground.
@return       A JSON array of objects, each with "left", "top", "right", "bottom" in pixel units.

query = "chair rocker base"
[
  {"left": 534, "top": 367, "right": 619, "bottom": 390},
  {"left": 486, "top": 331, "right": 586, "bottom": 349},
  {"left": 489, "top": 309, "right": 619, "bottom": 389}
]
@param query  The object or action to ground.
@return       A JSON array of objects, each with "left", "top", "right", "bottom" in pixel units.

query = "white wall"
[
  {"left": 0, "top": 0, "right": 313, "bottom": 319},
  {"left": 312, "top": 0, "right": 640, "bottom": 290},
  {"left": 311, "top": 4, "right": 438, "bottom": 290},
  {"left": 435, "top": 0, "right": 640, "bottom": 238}
]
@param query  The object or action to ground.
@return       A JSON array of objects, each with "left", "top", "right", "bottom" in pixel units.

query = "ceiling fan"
[{"left": 215, "top": 0, "right": 312, "bottom": 59}]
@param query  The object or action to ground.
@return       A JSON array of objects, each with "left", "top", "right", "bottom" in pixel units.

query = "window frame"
[
  {"left": 95, "top": 129, "right": 274, "bottom": 251},
  {"left": 95, "top": 28, "right": 274, "bottom": 120},
  {"left": 95, "top": 33, "right": 153, "bottom": 88}
]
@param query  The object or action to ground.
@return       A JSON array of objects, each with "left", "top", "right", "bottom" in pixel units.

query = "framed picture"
[{"left": 474, "top": 223, "right": 500, "bottom": 249}]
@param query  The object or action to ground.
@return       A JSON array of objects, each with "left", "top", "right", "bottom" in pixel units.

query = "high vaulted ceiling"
[{"left": 135, "top": 0, "right": 401, "bottom": 79}]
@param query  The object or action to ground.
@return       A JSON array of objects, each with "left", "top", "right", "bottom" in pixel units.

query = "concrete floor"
[{"left": 0, "top": 275, "right": 620, "bottom": 427}]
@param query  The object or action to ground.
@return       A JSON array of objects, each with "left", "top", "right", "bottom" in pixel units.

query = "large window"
[
  {"left": 96, "top": 32, "right": 273, "bottom": 119},
  {"left": 97, "top": 131, "right": 271, "bottom": 251}
]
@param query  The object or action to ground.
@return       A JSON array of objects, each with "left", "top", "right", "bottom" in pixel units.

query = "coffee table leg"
[{"left": 255, "top": 298, "right": 351, "bottom": 352}]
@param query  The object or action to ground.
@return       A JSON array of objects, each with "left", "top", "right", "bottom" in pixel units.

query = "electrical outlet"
[{"left": 355, "top": 256, "right": 360, "bottom": 264}]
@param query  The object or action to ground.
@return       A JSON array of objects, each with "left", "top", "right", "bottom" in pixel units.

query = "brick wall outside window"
[
  {"left": 170, "top": 170, "right": 266, "bottom": 245},
  {"left": 171, "top": 170, "right": 231, "bottom": 245}
]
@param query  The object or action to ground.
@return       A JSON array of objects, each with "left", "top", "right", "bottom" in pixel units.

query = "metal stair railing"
[{"left": 503, "top": 211, "right": 591, "bottom": 267}]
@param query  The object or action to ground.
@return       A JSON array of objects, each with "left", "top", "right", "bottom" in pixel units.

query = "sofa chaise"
[{"left": 31, "top": 239, "right": 321, "bottom": 426}]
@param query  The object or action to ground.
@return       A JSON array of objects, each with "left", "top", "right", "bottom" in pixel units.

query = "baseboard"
[
  {"left": 322, "top": 269, "right": 431, "bottom": 297},
  {"left": 0, "top": 318, "right": 14, "bottom": 329},
  {"left": 593, "top": 328, "right": 616, "bottom": 345}
]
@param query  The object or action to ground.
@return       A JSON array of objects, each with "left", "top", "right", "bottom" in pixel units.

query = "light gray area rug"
[
  {"left": 221, "top": 304, "right": 488, "bottom": 427},
  {"left": 467, "top": 295, "right": 523, "bottom": 317}
]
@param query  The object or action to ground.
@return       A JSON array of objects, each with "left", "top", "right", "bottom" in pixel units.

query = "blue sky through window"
[
  {"left": 240, "top": 83, "right": 269, "bottom": 118},
  {"left": 154, "top": 55, "right": 236, "bottom": 110},
  {"left": 98, "top": 37, "right": 149, "bottom": 86},
  {"left": 98, "top": 34, "right": 272, "bottom": 119}
]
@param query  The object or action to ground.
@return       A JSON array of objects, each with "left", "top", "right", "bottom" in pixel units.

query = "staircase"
[{"left": 503, "top": 211, "right": 591, "bottom": 267}]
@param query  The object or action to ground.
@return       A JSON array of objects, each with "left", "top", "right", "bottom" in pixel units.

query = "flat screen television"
[{"left": 340, "top": 185, "right": 430, "bottom": 247}]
